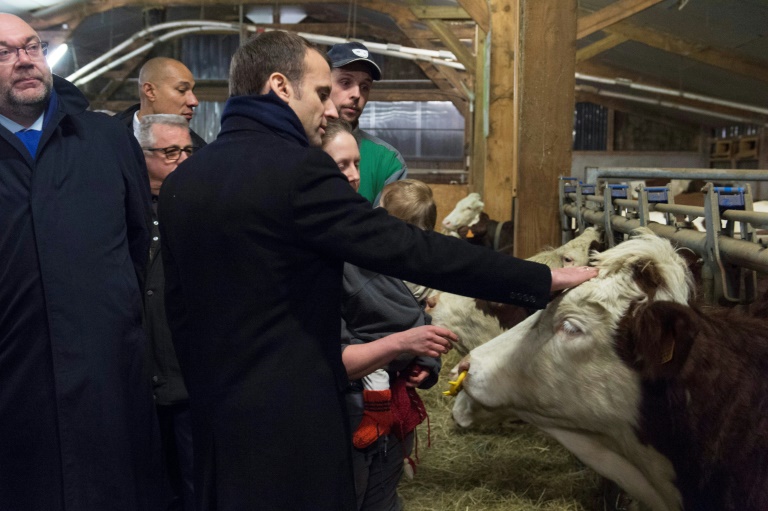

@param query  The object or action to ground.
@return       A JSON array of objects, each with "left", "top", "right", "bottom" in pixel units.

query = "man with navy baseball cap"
[{"left": 328, "top": 42, "right": 407, "bottom": 205}]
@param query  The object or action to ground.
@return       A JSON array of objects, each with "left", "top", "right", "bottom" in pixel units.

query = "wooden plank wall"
[{"left": 431, "top": 184, "right": 470, "bottom": 227}]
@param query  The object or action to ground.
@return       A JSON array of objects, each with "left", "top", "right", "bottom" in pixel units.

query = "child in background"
[{"left": 379, "top": 179, "right": 438, "bottom": 304}]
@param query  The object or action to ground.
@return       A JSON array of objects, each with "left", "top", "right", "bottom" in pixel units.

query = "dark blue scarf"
[
  {"left": 14, "top": 87, "right": 58, "bottom": 159},
  {"left": 221, "top": 90, "right": 309, "bottom": 147}
]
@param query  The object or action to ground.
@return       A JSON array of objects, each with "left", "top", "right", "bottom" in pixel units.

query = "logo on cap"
[{"left": 352, "top": 49, "right": 369, "bottom": 58}]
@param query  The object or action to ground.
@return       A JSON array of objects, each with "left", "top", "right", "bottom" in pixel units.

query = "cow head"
[
  {"left": 441, "top": 193, "right": 484, "bottom": 233},
  {"left": 453, "top": 229, "right": 694, "bottom": 511},
  {"left": 528, "top": 227, "right": 604, "bottom": 268}
]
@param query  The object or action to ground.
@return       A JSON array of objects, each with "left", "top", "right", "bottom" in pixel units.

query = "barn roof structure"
[
  {"left": 7, "top": 0, "right": 768, "bottom": 255},
  {"left": 9, "top": 0, "right": 767, "bottom": 124}
]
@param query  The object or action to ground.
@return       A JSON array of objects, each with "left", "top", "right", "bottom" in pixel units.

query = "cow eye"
[{"left": 559, "top": 319, "right": 582, "bottom": 336}]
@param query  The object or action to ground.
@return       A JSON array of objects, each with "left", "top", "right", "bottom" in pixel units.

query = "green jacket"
[{"left": 355, "top": 128, "right": 408, "bottom": 205}]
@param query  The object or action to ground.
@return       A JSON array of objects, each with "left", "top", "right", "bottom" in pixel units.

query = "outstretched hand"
[
  {"left": 550, "top": 266, "right": 598, "bottom": 292},
  {"left": 396, "top": 325, "right": 458, "bottom": 359}
]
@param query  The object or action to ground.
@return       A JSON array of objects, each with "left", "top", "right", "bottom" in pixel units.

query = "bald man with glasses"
[{"left": 0, "top": 13, "right": 164, "bottom": 511}]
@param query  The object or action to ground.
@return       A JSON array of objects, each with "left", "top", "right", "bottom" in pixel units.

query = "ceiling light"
[{"left": 47, "top": 44, "right": 68, "bottom": 70}]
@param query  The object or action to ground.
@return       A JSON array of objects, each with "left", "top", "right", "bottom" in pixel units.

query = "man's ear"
[
  {"left": 142, "top": 82, "right": 156, "bottom": 102},
  {"left": 266, "top": 72, "right": 292, "bottom": 101}
]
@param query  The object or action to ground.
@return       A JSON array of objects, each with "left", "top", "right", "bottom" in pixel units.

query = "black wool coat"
[
  {"left": 159, "top": 93, "right": 551, "bottom": 511},
  {"left": 0, "top": 76, "right": 163, "bottom": 511}
]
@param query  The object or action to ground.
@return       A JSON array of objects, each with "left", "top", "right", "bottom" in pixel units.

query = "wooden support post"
[
  {"left": 483, "top": 0, "right": 576, "bottom": 255},
  {"left": 483, "top": 0, "right": 517, "bottom": 224},
  {"left": 513, "top": 0, "right": 577, "bottom": 258},
  {"left": 470, "top": 27, "right": 487, "bottom": 194}
]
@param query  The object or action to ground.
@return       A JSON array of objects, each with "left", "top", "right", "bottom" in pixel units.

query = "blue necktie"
[{"left": 15, "top": 128, "right": 42, "bottom": 158}]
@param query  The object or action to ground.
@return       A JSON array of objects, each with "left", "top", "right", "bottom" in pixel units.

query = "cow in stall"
[
  {"left": 452, "top": 229, "right": 768, "bottom": 511},
  {"left": 441, "top": 193, "right": 483, "bottom": 236},
  {"left": 429, "top": 227, "right": 603, "bottom": 354},
  {"left": 440, "top": 193, "right": 514, "bottom": 251}
]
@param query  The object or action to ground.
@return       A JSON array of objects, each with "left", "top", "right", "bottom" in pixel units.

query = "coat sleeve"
[{"left": 290, "top": 149, "right": 553, "bottom": 309}]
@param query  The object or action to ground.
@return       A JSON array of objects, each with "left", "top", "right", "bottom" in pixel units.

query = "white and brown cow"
[
  {"left": 441, "top": 193, "right": 484, "bottom": 236},
  {"left": 429, "top": 227, "right": 603, "bottom": 354},
  {"left": 452, "top": 229, "right": 768, "bottom": 511}
]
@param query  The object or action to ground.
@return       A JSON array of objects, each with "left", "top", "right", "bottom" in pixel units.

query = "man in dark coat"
[
  {"left": 114, "top": 56, "right": 207, "bottom": 148},
  {"left": 138, "top": 113, "right": 197, "bottom": 510},
  {"left": 159, "top": 31, "right": 597, "bottom": 511},
  {"left": 0, "top": 14, "right": 163, "bottom": 511}
]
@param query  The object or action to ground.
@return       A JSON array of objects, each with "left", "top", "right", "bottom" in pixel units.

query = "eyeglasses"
[
  {"left": 143, "top": 145, "right": 196, "bottom": 162},
  {"left": 0, "top": 41, "right": 49, "bottom": 64}
]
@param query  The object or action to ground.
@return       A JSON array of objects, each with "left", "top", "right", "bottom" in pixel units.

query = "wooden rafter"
[
  {"left": 576, "top": 33, "right": 627, "bottom": 63},
  {"left": 577, "top": 0, "right": 664, "bottom": 39},
  {"left": 409, "top": 6, "right": 472, "bottom": 20},
  {"left": 604, "top": 21, "right": 768, "bottom": 84},
  {"left": 454, "top": 0, "right": 489, "bottom": 34},
  {"left": 423, "top": 20, "right": 475, "bottom": 74}
]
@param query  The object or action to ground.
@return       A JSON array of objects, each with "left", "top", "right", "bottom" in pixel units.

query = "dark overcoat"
[
  {"left": 159, "top": 93, "right": 551, "bottom": 511},
  {"left": 0, "top": 76, "right": 163, "bottom": 511}
]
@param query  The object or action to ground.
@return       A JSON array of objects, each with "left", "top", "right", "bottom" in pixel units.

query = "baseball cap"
[{"left": 327, "top": 42, "right": 382, "bottom": 81}]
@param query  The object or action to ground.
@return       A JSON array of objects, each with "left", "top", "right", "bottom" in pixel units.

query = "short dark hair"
[
  {"left": 229, "top": 31, "right": 329, "bottom": 98},
  {"left": 321, "top": 118, "right": 354, "bottom": 149}
]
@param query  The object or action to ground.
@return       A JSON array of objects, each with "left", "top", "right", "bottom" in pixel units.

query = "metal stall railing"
[{"left": 559, "top": 169, "right": 768, "bottom": 305}]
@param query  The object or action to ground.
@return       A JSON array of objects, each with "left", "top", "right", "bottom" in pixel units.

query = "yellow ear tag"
[
  {"left": 661, "top": 341, "right": 675, "bottom": 364},
  {"left": 442, "top": 370, "right": 468, "bottom": 396},
  {"left": 466, "top": 229, "right": 475, "bottom": 239}
]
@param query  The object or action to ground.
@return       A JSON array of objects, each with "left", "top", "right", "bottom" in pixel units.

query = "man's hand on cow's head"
[{"left": 550, "top": 266, "right": 598, "bottom": 292}]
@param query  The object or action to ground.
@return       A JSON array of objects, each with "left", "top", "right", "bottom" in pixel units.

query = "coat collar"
[{"left": 220, "top": 91, "right": 309, "bottom": 147}]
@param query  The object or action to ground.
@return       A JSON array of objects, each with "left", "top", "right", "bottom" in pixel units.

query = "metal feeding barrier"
[{"left": 558, "top": 169, "right": 768, "bottom": 305}]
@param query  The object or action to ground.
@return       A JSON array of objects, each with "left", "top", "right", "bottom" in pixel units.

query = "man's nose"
[
  {"left": 16, "top": 48, "right": 34, "bottom": 65},
  {"left": 324, "top": 100, "right": 338, "bottom": 119},
  {"left": 187, "top": 91, "right": 199, "bottom": 108}
]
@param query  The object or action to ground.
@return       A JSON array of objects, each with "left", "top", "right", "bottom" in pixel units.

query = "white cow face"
[
  {"left": 454, "top": 230, "right": 692, "bottom": 430},
  {"left": 442, "top": 193, "right": 484, "bottom": 232},
  {"left": 452, "top": 230, "right": 694, "bottom": 511}
]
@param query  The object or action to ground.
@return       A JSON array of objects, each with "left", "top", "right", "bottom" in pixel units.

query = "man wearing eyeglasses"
[
  {"left": 115, "top": 57, "right": 207, "bottom": 149},
  {"left": 0, "top": 13, "right": 164, "bottom": 511},
  {"left": 138, "top": 114, "right": 196, "bottom": 511}
]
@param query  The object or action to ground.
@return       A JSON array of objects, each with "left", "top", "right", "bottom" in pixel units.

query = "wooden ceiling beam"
[
  {"left": 576, "top": 33, "right": 627, "bottom": 63},
  {"left": 409, "top": 6, "right": 472, "bottom": 20},
  {"left": 577, "top": 0, "right": 664, "bottom": 39},
  {"left": 368, "top": 0, "right": 470, "bottom": 108},
  {"left": 455, "top": 0, "right": 489, "bottom": 33},
  {"left": 603, "top": 21, "right": 768, "bottom": 84},
  {"left": 423, "top": 20, "right": 475, "bottom": 74}
]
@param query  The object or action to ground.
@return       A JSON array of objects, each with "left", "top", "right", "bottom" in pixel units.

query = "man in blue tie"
[{"left": 0, "top": 13, "right": 164, "bottom": 511}]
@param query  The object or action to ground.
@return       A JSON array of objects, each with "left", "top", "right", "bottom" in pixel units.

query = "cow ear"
[
  {"left": 616, "top": 301, "right": 698, "bottom": 381},
  {"left": 588, "top": 238, "right": 605, "bottom": 255},
  {"left": 630, "top": 258, "right": 666, "bottom": 299}
]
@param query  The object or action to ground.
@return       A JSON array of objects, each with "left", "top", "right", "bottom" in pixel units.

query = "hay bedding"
[{"left": 398, "top": 351, "right": 604, "bottom": 511}]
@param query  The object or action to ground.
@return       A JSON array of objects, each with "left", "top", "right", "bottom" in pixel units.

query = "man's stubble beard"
[{"left": 4, "top": 74, "right": 53, "bottom": 118}]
